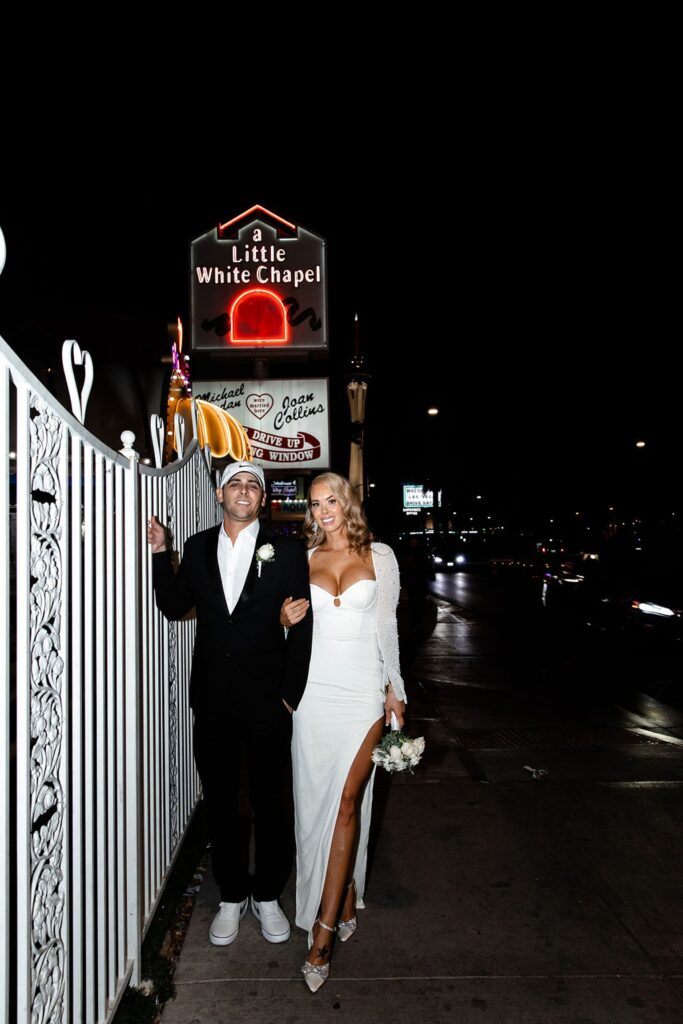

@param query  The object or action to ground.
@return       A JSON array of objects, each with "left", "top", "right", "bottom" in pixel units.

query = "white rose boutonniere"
[{"left": 255, "top": 543, "right": 275, "bottom": 578}]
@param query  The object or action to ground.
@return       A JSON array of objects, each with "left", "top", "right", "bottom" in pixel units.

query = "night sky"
[{"left": 0, "top": 118, "right": 676, "bottom": 538}]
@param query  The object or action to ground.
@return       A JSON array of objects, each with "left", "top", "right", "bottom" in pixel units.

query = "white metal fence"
[{"left": 1, "top": 308, "right": 220, "bottom": 1022}]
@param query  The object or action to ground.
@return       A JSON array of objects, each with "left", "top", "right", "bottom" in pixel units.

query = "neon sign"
[
  {"left": 218, "top": 204, "right": 296, "bottom": 234},
  {"left": 229, "top": 289, "right": 289, "bottom": 346},
  {"left": 191, "top": 205, "right": 327, "bottom": 353}
]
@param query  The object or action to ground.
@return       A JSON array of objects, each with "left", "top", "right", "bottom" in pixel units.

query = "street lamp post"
[
  {"left": 346, "top": 314, "right": 370, "bottom": 502},
  {"left": 425, "top": 407, "right": 441, "bottom": 538}
]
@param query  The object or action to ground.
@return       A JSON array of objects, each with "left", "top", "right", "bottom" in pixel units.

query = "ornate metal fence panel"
[{"left": 1, "top": 312, "right": 219, "bottom": 1023}]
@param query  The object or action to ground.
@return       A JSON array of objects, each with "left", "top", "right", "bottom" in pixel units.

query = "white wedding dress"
[{"left": 292, "top": 543, "right": 405, "bottom": 932}]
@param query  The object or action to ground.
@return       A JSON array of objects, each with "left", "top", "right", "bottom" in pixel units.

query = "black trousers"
[{"left": 193, "top": 701, "right": 293, "bottom": 903}]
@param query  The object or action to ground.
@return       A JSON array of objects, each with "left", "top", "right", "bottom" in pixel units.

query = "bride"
[{"left": 281, "top": 472, "right": 406, "bottom": 992}]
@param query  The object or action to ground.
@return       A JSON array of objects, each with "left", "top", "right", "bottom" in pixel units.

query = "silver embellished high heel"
[
  {"left": 302, "top": 919, "right": 336, "bottom": 993},
  {"left": 337, "top": 880, "right": 357, "bottom": 943}
]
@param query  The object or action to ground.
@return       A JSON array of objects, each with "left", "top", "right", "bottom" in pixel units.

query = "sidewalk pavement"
[{"left": 161, "top": 599, "right": 683, "bottom": 1023}]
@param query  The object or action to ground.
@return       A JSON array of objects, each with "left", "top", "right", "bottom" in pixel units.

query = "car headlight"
[
  {"left": 633, "top": 601, "right": 676, "bottom": 618},
  {"left": 434, "top": 556, "right": 443, "bottom": 564},
  {"left": 455, "top": 555, "right": 466, "bottom": 564}
]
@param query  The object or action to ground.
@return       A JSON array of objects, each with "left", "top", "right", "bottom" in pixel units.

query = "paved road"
[
  {"left": 158, "top": 587, "right": 683, "bottom": 1023},
  {"left": 431, "top": 569, "right": 683, "bottom": 739}
]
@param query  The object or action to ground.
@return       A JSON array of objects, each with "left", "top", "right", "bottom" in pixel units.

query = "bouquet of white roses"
[{"left": 371, "top": 715, "right": 425, "bottom": 774}]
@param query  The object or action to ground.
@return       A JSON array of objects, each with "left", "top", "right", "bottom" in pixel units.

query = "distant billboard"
[
  {"left": 403, "top": 484, "right": 442, "bottom": 510},
  {"left": 191, "top": 205, "right": 327, "bottom": 353}
]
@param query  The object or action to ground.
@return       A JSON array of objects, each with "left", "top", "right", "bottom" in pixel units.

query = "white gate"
[{"left": 1, "top": 229, "right": 220, "bottom": 1023}]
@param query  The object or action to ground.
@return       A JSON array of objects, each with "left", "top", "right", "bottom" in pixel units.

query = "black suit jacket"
[{"left": 152, "top": 523, "right": 312, "bottom": 715}]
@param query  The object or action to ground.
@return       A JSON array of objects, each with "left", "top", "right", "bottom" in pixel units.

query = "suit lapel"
[
  {"left": 231, "top": 525, "right": 275, "bottom": 616},
  {"left": 204, "top": 524, "right": 231, "bottom": 617}
]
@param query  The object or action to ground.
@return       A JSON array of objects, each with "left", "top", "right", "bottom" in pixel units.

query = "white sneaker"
[
  {"left": 250, "top": 896, "right": 290, "bottom": 943},
  {"left": 209, "top": 898, "right": 248, "bottom": 946}
]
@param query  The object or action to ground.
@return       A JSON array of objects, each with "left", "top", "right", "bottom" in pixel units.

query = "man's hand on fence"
[{"left": 147, "top": 515, "right": 168, "bottom": 553}]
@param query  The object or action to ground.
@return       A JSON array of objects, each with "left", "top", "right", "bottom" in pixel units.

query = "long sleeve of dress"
[{"left": 371, "top": 542, "right": 406, "bottom": 702}]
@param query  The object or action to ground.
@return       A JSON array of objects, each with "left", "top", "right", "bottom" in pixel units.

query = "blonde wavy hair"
[{"left": 303, "top": 472, "right": 372, "bottom": 555}]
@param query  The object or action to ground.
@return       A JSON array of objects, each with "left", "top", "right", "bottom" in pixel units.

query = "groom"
[{"left": 148, "top": 461, "right": 312, "bottom": 946}]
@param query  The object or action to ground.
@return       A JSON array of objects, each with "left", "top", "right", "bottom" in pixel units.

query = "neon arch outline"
[{"left": 229, "top": 288, "right": 290, "bottom": 346}]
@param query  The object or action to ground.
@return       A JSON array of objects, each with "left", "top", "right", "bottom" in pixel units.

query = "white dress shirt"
[{"left": 217, "top": 518, "right": 261, "bottom": 614}]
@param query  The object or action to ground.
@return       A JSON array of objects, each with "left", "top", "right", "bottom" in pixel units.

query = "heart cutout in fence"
[
  {"left": 174, "top": 413, "right": 186, "bottom": 459},
  {"left": 151, "top": 415, "right": 165, "bottom": 468},
  {"left": 61, "top": 340, "right": 94, "bottom": 424}
]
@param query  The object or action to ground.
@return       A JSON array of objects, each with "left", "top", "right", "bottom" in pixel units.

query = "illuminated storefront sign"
[
  {"left": 270, "top": 480, "right": 299, "bottom": 498},
  {"left": 194, "top": 378, "right": 330, "bottom": 470},
  {"left": 191, "top": 205, "right": 327, "bottom": 352}
]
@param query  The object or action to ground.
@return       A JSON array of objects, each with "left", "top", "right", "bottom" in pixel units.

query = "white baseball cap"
[{"left": 218, "top": 461, "right": 265, "bottom": 489}]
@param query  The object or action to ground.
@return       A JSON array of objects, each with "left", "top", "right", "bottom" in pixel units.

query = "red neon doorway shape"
[{"left": 229, "top": 289, "right": 289, "bottom": 345}]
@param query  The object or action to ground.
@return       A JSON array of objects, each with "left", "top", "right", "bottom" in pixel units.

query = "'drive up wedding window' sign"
[{"left": 194, "top": 379, "right": 330, "bottom": 470}]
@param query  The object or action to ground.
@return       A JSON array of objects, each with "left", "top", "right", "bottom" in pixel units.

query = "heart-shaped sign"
[
  {"left": 61, "top": 339, "right": 94, "bottom": 424},
  {"left": 246, "top": 393, "right": 274, "bottom": 420},
  {"left": 150, "top": 415, "right": 164, "bottom": 468}
]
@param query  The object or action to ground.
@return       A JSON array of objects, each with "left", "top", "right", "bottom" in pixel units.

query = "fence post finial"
[{"left": 120, "top": 431, "right": 139, "bottom": 462}]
